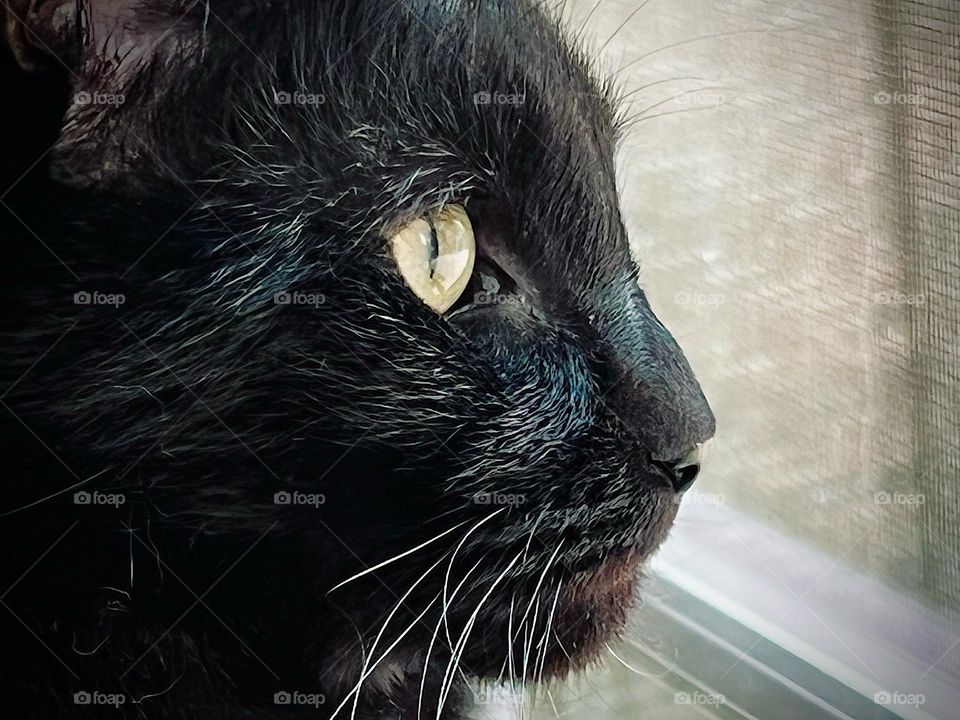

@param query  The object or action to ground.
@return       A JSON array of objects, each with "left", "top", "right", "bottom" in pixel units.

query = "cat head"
[{"left": 4, "top": 0, "right": 714, "bottom": 712}]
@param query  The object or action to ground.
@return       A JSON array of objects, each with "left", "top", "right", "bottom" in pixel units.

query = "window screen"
[{"left": 526, "top": 1, "right": 960, "bottom": 718}]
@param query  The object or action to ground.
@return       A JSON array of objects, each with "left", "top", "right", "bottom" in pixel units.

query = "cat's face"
[{"left": 4, "top": 0, "right": 714, "bottom": 711}]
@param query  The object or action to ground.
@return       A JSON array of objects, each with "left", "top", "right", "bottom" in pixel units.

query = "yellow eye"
[{"left": 389, "top": 204, "right": 476, "bottom": 314}]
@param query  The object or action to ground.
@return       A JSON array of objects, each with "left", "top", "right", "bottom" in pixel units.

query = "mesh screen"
[{"left": 557, "top": 0, "right": 959, "bottom": 707}]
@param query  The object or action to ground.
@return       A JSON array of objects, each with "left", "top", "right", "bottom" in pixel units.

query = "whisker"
[
  {"left": 552, "top": 632, "right": 620, "bottom": 714},
  {"left": 326, "top": 519, "right": 470, "bottom": 594},
  {"left": 628, "top": 86, "right": 724, "bottom": 120},
  {"left": 442, "top": 510, "right": 505, "bottom": 645},
  {"left": 512, "top": 539, "right": 565, "bottom": 644},
  {"left": 605, "top": 642, "right": 649, "bottom": 677},
  {"left": 598, "top": 0, "right": 656, "bottom": 54},
  {"left": 618, "top": 76, "right": 714, "bottom": 102},
  {"left": 418, "top": 552, "right": 485, "bottom": 720},
  {"left": 535, "top": 583, "right": 563, "bottom": 686},
  {"left": 521, "top": 602, "right": 535, "bottom": 710},
  {"left": 620, "top": 104, "right": 726, "bottom": 130},
  {"left": 353, "top": 593, "right": 441, "bottom": 720},
  {"left": 573, "top": 0, "right": 604, "bottom": 46},
  {"left": 0, "top": 465, "right": 111, "bottom": 517},
  {"left": 546, "top": 687, "right": 561, "bottom": 718},
  {"left": 436, "top": 551, "right": 523, "bottom": 720},
  {"left": 417, "top": 591, "right": 452, "bottom": 720},
  {"left": 505, "top": 593, "right": 518, "bottom": 688},
  {"left": 615, "top": 27, "right": 804, "bottom": 77},
  {"left": 331, "top": 555, "right": 446, "bottom": 720}
]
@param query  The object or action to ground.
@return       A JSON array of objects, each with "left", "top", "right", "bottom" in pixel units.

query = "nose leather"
[{"left": 655, "top": 440, "right": 710, "bottom": 493}]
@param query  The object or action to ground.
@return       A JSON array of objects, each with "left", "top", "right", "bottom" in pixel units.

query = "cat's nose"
[
  {"left": 652, "top": 441, "right": 710, "bottom": 493},
  {"left": 593, "top": 286, "right": 716, "bottom": 486}
]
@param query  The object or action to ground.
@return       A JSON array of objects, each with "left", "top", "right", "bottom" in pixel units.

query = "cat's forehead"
[{"left": 363, "top": 0, "right": 628, "bottom": 273}]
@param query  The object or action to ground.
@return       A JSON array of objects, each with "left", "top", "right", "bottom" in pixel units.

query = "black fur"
[{"left": 0, "top": 1, "right": 714, "bottom": 718}]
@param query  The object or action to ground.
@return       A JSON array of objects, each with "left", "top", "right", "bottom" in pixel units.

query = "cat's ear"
[{"left": 4, "top": 0, "right": 225, "bottom": 187}]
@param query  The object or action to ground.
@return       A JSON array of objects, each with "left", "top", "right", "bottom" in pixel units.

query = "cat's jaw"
[
  {"left": 317, "top": 533, "right": 672, "bottom": 719},
  {"left": 456, "top": 512, "right": 679, "bottom": 687}
]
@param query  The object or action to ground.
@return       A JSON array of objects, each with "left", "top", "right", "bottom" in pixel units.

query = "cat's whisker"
[
  {"left": 519, "top": 607, "right": 532, "bottom": 711},
  {"left": 535, "top": 582, "right": 563, "bottom": 687},
  {"left": 571, "top": 0, "right": 604, "bottom": 47},
  {"left": 522, "top": 559, "right": 553, "bottom": 693},
  {"left": 605, "top": 642, "right": 652, "bottom": 677},
  {"left": 506, "top": 593, "right": 518, "bottom": 688},
  {"left": 552, "top": 632, "right": 620, "bottom": 714},
  {"left": 615, "top": 26, "right": 803, "bottom": 78},
  {"left": 352, "top": 593, "right": 441, "bottom": 720},
  {"left": 443, "top": 556, "right": 485, "bottom": 653},
  {"left": 442, "top": 510, "right": 504, "bottom": 644},
  {"left": 439, "top": 613, "right": 479, "bottom": 720},
  {"left": 418, "top": 551, "right": 485, "bottom": 720},
  {"left": 522, "top": 618, "right": 535, "bottom": 719},
  {"left": 597, "top": 0, "right": 656, "bottom": 55},
  {"left": 546, "top": 687, "right": 561, "bottom": 719},
  {"left": 436, "top": 552, "right": 523, "bottom": 720},
  {"left": 0, "top": 465, "right": 112, "bottom": 517},
  {"left": 521, "top": 548, "right": 563, "bottom": 716},
  {"left": 417, "top": 592, "right": 452, "bottom": 720},
  {"left": 326, "top": 519, "right": 471, "bottom": 594},
  {"left": 512, "top": 539, "right": 564, "bottom": 644},
  {"left": 628, "top": 86, "right": 725, "bottom": 121},
  {"left": 521, "top": 513, "right": 545, "bottom": 566},
  {"left": 332, "top": 556, "right": 445, "bottom": 720},
  {"left": 617, "top": 76, "right": 714, "bottom": 103},
  {"left": 621, "top": 104, "right": 727, "bottom": 130}
]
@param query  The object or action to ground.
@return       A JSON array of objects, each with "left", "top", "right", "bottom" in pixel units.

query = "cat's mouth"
[
  {"left": 452, "top": 545, "right": 650, "bottom": 684},
  {"left": 453, "top": 496, "right": 679, "bottom": 683}
]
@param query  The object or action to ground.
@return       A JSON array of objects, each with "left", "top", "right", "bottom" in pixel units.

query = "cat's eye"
[{"left": 389, "top": 204, "right": 476, "bottom": 314}]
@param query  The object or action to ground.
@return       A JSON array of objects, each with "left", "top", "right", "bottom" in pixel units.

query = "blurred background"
[{"left": 510, "top": 0, "right": 959, "bottom": 718}]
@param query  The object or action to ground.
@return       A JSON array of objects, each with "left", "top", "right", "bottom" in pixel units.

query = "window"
[{"left": 525, "top": 1, "right": 960, "bottom": 718}]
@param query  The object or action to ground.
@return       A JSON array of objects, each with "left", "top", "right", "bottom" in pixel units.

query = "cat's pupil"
[{"left": 427, "top": 217, "right": 440, "bottom": 278}]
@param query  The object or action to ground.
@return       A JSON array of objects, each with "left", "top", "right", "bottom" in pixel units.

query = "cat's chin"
[
  {"left": 457, "top": 544, "right": 655, "bottom": 685},
  {"left": 450, "top": 490, "right": 681, "bottom": 683},
  {"left": 318, "top": 494, "right": 678, "bottom": 711}
]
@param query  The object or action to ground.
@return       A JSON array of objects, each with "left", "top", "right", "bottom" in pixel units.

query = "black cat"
[{"left": 0, "top": 1, "right": 715, "bottom": 718}]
